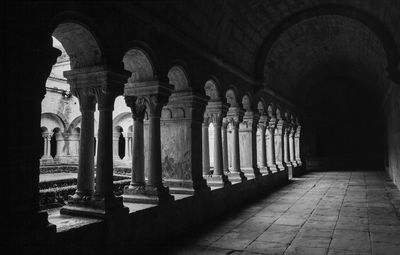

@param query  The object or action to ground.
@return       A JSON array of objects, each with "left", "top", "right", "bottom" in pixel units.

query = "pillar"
[
  {"left": 204, "top": 101, "right": 230, "bottom": 187},
  {"left": 202, "top": 119, "right": 211, "bottom": 175},
  {"left": 113, "top": 131, "right": 121, "bottom": 162},
  {"left": 267, "top": 125, "right": 278, "bottom": 172},
  {"left": 274, "top": 119, "right": 287, "bottom": 172},
  {"left": 295, "top": 124, "right": 302, "bottom": 166},
  {"left": 123, "top": 80, "right": 174, "bottom": 203},
  {"left": 61, "top": 67, "right": 128, "bottom": 217},
  {"left": 72, "top": 88, "right": 96, "bottom": 200},
  {"left": 258, "top": 114, "right": 269, "bottom": 174},
  {"left": 239, "top": 111, "right": 260, "bottom": 179},
  {"left": 222, "top": 120, "right": 229, "bottom": 173},
  {"left": 290, "top": 128, "right": 297, "bottom": 167},
  {"left": 160, "top": 91, "right": 210, "bottom": 194},
  {"left": 284, "top": 126, "right": 293, "bottom": 178}
]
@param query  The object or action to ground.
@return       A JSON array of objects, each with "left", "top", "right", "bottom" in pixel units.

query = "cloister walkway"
[{"left": 162, "top": 171, "right": 400, "bottom": 255}]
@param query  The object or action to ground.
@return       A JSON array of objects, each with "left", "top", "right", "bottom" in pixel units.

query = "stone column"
[
  {"left": 295, "top": 122, "right": 302, "bottom": 166},
  {"left": 274, "top": 116, "right": 287, "bottom": 172},
  {"left": 225, "top": 106, "right": 246, "bottom": 182},
  {"left": 113, "top": 132, "right": 121, "bottom": 162},
  {"left": 202, "top": 118, "right": 211, "bottom": 176},
  {"left": 123, "top": 80, "right": 174, "bottom": 203},
  {"left": 258, "top": 114, "right": 269, "bottom": 174},
  {"left": 222, "top": 119, "right": 229, "bottom": 173},
  {"left": 239, "top": 110, "right": 260, "bottom": 179},
  {"left": 290, "top": 127, "right": 298, "bottom": 168},
  {"left": 124, "top": 96, "right": 146, "bottom": 198},
  {"left": 284, "top": 125, "right": 293, "bottom": 178},
  {"left": 67, "top": 87, "right": 96, "bottom": 201},
  {"left": 267, "top": 125, "right": 278, "bottom": 172},
  {"left": 204, "top": 101, "right": 230, "bottom": 187},
  {"left": 92, "top": 87, "right": 126, "bottom": 212},
  {"left": 61, "top": 67, "right": 128, "bottom": 217},
  {"left": 53, "top": 132, "right": 64, "bottom": 163},
  {"left": 123, "top": 131, "right": 132, "bottom": 161}
]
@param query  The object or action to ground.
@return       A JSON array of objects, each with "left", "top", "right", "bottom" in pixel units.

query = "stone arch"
[
  {"left": 52, "top": 22, "right": 103, "bottom": 69},
  {"left": 67, "top": 116, "right": 98, "bottom": 136},
  {"left": 254, "top": 4, "right": 399, "bottom": 79},
  {"left": 204, "top": 77, "right": 222, "bottom": 101},
  {"left": 40, "top": 112, "right": 66, "bottom": 132},
  {"left": 168, "top": 65, "right": 190, "bottom": 91},
  {"left": 113, "top": 112, "right": 133, "bottom": 132},
  {"left": 225, "top": 86, "right": 239, "bottom": 107},
  {"left": 123, "top": 47, "right": 156, "bottom": 83}
]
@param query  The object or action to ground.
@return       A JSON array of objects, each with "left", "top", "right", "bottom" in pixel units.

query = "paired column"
[
  {"left": 283, "top": 125, "right": 293, "bottom": 178},
  {"left": 204, "top": 101, "right": 230, "bottom": 187},
  {"left": 41, "top": 132, "right": 52, "bottom": 160},
  {"left": 123, "top": 80, "right": 174, "bottom": 203},
  {"left": 239, "top": 110, "right": 260, "bottom": 178},
  {"left": 61, "top": 67, "right": 128, "bottom": 217}
]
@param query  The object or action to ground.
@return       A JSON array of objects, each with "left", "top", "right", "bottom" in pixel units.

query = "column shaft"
[
  {"left": 267, "top": 128, "right": 276, "bottom": 166},
  {"left": 130, "top": 118, "right": 145, "bottom": 186},
  {"left": 213, "top": 122, "right": 223, "bottom": 176},
  {"left": 260, "top": 127, "right": 267, "bottom": 167},
  {"left": 231, "top": 125, "right": 241, "bottom": 172},
  {"left": 94, "top": 108, "right": 114, "bottom": 198},
  {"left": 75, "top": 109, "right": 95, "bottom": 197},
  {"left": 147, "top": 115, "right": 162, "bottom": 187},
  {"left": 202, "top": 123, "right": 210, "bottom": 175},
  {"left": 222, "top": 124, "right": 229, "bottom": 172}
]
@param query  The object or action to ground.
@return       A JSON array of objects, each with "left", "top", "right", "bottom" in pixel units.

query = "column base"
[
  {"left": 258, "top": 166, "right": 271, "bottom": 175},
  {"left": 205, "top": 174, "right": 231, "bottom": 188},
  {"left": 241, "top": 167, "right": 262, "bottom": 179},
  {"left": 267, "top": 164, "right": 279, "bottom": 173},
  {"left": 123, "top": 185, "right": 174, "bottom": 204},
  {"left": 60, "top": 195, "right": 127, "bottom": 218},
  {"left": 276, "top": 162, "right": 288, "bottom": 172},
  {"left": 164, "top": 178, "right": 210, "bottom": 195},
  {"left": 226, "top": 170, "right": 247, "bottom": 183}
]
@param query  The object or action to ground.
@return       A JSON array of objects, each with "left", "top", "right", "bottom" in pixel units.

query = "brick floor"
[{"left": 164, "top": 171, "right": 400, "bottom": 255}]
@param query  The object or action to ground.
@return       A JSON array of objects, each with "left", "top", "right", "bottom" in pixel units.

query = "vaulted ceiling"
[{"left": 135, "top": 0, "right": 400, "bottom": 104}]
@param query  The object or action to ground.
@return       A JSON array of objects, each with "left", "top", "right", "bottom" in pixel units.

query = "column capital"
[
  {"left": 125, "top": 96, "right": 146, "bottom": 120},
  {"left": 71, "top": 87, "right": 97, "bottom": 112},
  {"left": 124, "top": 80, "right": 174, "bottom": 117},
  {"left": 205, "top": 101, "right": 229, "bottom": 125}
]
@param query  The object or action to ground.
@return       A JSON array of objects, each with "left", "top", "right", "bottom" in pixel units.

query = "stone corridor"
[{"left": 163, "top": 171, "right": 400, "bottom": 255}]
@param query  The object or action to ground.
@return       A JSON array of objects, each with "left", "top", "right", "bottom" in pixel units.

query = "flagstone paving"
[{"left": 163, "top": 171, "right": 400, "bottom": 255}]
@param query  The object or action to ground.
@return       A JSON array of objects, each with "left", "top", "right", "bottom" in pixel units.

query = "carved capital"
[
  {"left": 95, "top": 87, "right": 118, "bottom": 111},
  {"left": 125, "top": 96, "right": 146, "bottom": 121},
  {"left": 71, "top": 87, "right": 96, "bottom": 112}
]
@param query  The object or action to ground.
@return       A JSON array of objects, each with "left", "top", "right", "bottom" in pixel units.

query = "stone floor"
[{"left": 162, "top": 171, "right": 400, "bottom": 255}]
